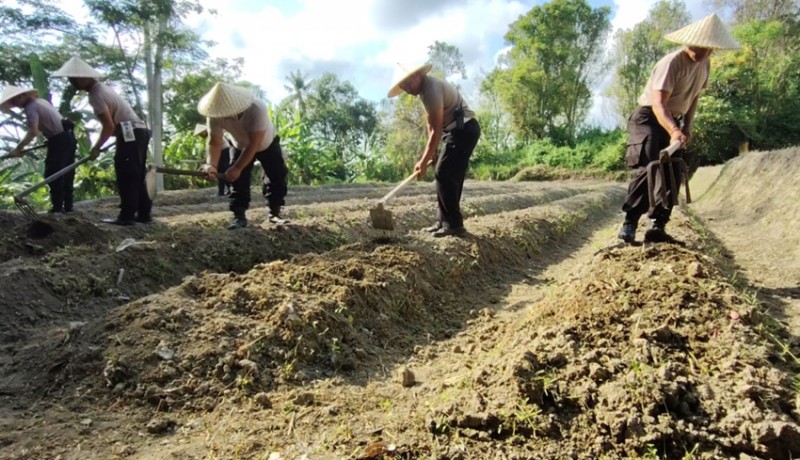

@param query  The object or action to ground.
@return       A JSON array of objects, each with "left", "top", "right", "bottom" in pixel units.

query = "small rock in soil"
[
  {"left": 254, "top": 392, "right": 271, "bottom": 408},
  {"left": 687, "top": 262, "right": 705, "bottom": 278},
  {"left": 154, "top": 340, "right": 175, "bottom": 360},
  {"left": 145, "top": 418, "right": 176, "bottom": 435},
  {"left": 293, "top": 392, "right": 315, "bottom": 406},
  {"left": 238, "top": 359, "right": 259, "bottom": 375}
]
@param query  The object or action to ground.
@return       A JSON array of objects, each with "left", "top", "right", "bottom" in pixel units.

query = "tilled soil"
[{"left": 0, "top": 162, "right": 799, "bottom": 460}]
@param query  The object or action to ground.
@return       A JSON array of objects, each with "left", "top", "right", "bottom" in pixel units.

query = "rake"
[
  {"left": 13, "top": 143, "right": 114, "bottom": 223},
  {"left": 14, "top": 155, "right": 93, "bottom": 222}
]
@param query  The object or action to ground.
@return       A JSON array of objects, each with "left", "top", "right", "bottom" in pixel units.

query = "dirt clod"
[
  {"left": 145, "top": 418, "right": 176, "bottom": 435},
  {"left": 401, "top": 368, "right": 416, "bottom": 387}
]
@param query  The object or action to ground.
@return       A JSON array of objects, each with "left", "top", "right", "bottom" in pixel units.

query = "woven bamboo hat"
[
  {"left": 197, "top": 82, "right": 254, "bottom": 118},
  {"left": 664, "top": 13, "right": 740, "bottom": 50},
  {"left": 387, "top": 63, "right": 433, "bottom": 98},
  {"left": 193, "top": 123, "right": 208, "bottom": 136},
  {"left": 0, "top": 86, "right": 38, "bottom": 111},
  {"left": 52, "top": 56, "right": 104, "bottom": 78}
]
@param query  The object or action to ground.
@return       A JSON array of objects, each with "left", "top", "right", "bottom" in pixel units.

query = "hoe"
[
  {"left": 370, "top": 154, "right": 439, "bottom": 231},
  {"left": 369, "top": 170, "right": 419, "bottom": 231}
]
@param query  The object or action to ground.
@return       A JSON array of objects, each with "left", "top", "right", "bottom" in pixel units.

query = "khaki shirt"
[
  {"left": 25, "top": 98, "right": 64, "bottom": 138},
  {"left": 638, "top": 48, "right": 709, "bottom": 117},
  {"left": 88, "top": 82, "right": 146, "bottom": 128},
  {"left": 208, "top": 99, "right": 275, "bottom": 152},
  {"left": 420, "top": 75, "right": 475, "bottom": 131}
]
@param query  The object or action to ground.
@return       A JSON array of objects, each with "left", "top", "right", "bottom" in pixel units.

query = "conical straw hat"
[
  {"left": 193, "top": 123, "right": 208, "bottom": 136},
  {"left": 51, "top": 56, "right": 104, "bottom": 78},
  {"left": 0, "top": 86, "right": 38, "bottom": 110},
  {"left": 664, "top": 13, "right": 740, "bottom": 50},
  {"left": 387, "top": 63, "right": 433, "bottom": 98},
  {"left": 197, "top": 82, "right": 255, "bottom": 118}
]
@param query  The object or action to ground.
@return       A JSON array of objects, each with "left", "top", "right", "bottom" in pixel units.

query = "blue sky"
[{"left": 60, "top": 0, "right": 711, "bottom": 123}]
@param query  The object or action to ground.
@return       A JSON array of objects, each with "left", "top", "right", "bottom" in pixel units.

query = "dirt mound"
[
  {"left": 691, "top": 148, "right": 800, "bottom": 287},
  {"left": 512, "top": 165, "right": 625, "bottom": 182},
  {"left": 4, "top": 176, "right": 799, "bottom": 459},
  {"left": 0, "top": 211, "right": 111, "bottom": 262},
  {"left": 699, "top": 148, "right": 800, "bottom": 227},
  {"left": 56, "top": 190, "right": 621, "bottom": 417},
  {"left": 427, "top": 237, "right": 800, "bottom": 459}
]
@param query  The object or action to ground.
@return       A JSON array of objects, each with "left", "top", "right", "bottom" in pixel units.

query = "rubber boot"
[
  {"left": 617, "top": 213, "right": 639, "bottom": 244},
  {"left": 228, "top": 212, "right": 248, "bottom": 230},
  {"left": 644, "top": 219, "right": 676, "bottom": 243}
]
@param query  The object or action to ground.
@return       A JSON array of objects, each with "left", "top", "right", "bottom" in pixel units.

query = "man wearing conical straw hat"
[
  {"left": 387, "top": 63, "right": 481, "bottom": 238},
  {"left": 617, "top": 13, "right": 739, "bottom": 244},
  {"left": 1, "top": 86, "right": 78, "bottom": 213},
  {"left": 198, "top": 82, "right": 289, "bottom": 229},
  {"left": 194, "top": 123, "right": 232, "bottom": 197},
  {"left": 52, "top": 56, "right": 152, "bottom": 226}
]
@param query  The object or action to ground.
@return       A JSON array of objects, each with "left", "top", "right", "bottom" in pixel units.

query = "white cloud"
[
  {"left": 49, "top": 0, "right": 717, "bottom": 126},
  {"left": 190, "top": 0, "right": 529, "bottom": 104}
]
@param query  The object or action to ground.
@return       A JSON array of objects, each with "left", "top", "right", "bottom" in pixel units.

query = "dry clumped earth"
[{"left": 0, "top": 153, "right": 798, "bottom": 459}]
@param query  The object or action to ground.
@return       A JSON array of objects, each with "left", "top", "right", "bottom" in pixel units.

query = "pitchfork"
[{"left": 646, "top": 141, "right": 692, "bottom": 211}]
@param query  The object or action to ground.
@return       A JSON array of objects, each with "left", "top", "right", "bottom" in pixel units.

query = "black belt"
[{"left": 639, "top": 106, "right": 683, "bottom": 125}]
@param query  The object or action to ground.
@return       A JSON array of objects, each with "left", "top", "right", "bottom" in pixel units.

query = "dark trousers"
[
  {"left": 229, "top": 135, "right": 288, "bottom": 216},
  {"left": 44, "top": 126, "right": 77, "bottom": 212},
  {"left": 621, "top": 106, "right": 683, "bottom": 225},
  {"left": 435, "top": 119, "right": 481, "bottom": 229},
  {"left": 217, "top": 147, "right": 231, "bottom": 195},
  {"left": 114, "top": 128, "right": 152, "bottom": 221}
]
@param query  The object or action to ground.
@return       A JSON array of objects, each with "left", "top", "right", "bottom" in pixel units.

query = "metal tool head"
[
  {"left": 14, "top": 196, "right": 40, "bottom": 222},
  {"left": 369, "top": 202, "right": 394, "bottom": 231},
  {"left": 145, "top": 165, "right": 158, "bottom": 200},
  {"left": 13, "top": 196, "right": 54, "bottom": 238}
]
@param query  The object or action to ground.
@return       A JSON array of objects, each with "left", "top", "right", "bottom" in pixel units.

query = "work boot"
[
  {"left": 228, "top": 215, "right": 248, "bottom": 230},
  {"left": 617, "top": 222, "right": 637, "bottom": 243},
  {"left": 135, "top": 214, "right": 153, "bottom": 224},
  {"left": 432, "top": 226, "right": 466, "bottom": 238},
  {"left": 268, "top": 208, "right": 288, "bottom": 225},
  {"left": 423, "top": 222, "right": 442, "bottom": 233},
  {"left": 101, "top": 216, "right": 135, "bottom": 226},
  {"left": 644, "top": 220, "right": 676, "bottom": 243}
]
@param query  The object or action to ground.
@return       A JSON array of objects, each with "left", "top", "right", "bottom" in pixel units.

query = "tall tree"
[
  {"left": 710, "top": 0, "right": 798, "bottom": 22},
  {"left": 608, "top": 0, "right": 691, "bottom": 123},
  {"left": 304, "top": 73, "right": 378, "bottom": 181},
  {"left": 427, "top": 41, "right": 467, "bottom": 81},
  {"left": 84, "top": 0, "right": 206, "bottom": 190},
  {"left": 690, "top": 17, "right": 800, "bottom": 164},
  {"left": 283, "top": 69, "right": 313, "bottom": 116},
  {"left": 491, "top": 0, "right": 611, "bottom": 143}
]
